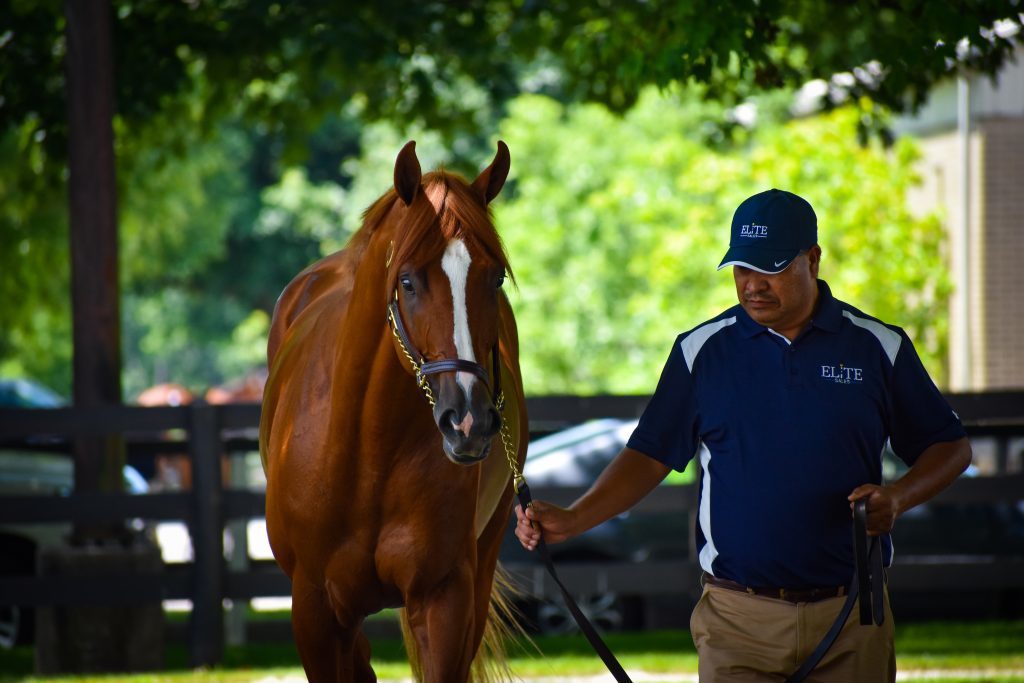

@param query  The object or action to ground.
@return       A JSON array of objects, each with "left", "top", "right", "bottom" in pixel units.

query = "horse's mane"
[{"left": 347, "top": 170, "right": 514, "bottom": 301}]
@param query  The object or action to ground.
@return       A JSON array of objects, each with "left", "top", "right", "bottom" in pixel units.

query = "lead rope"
[
  {"left": 514, "top": 477, "right": 634, "bottom": 682},
  {"left": 495, "top": 361, "right": 632, "bottom": 681}
]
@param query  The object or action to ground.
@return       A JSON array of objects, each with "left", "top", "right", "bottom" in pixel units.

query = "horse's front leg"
[
  {"left": 292, "top": 568, "right": 376, "bottom": 683},
  {"left": 405, "top": 561, "right": 479, "bottom": 683}
]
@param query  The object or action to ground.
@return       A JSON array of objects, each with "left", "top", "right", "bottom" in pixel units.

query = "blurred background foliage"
[
  {"left": 497, "top": 91, "right": 949, "bottom": 393},
  {"left": 0, "top": 0, "right": 1017, "bottom": 399}
]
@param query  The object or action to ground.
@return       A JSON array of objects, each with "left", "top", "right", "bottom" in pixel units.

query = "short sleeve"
[
  {"left": 626, "top": 336, "right": 700, "bottom": 472},
  {"left": 889, "top": 330, "right": 967, "bottom": 465}
]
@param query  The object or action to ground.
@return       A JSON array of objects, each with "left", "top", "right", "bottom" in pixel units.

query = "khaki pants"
[{"left": 690, "top": 583, "right": 896, "bottom": 682}]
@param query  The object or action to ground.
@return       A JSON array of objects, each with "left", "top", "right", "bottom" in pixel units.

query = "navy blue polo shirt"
[{"left": 627, "top": 280, "right": 966, "bottom": 588}]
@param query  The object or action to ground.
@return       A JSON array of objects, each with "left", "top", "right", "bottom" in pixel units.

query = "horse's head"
[{"left": 383, "top": 140, "right": 513, "bottom": 465}]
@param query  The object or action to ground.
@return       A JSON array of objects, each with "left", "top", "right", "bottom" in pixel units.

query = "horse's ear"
[
  {"left": 394, "top": 140, "right": 422, "bottom": 206},
  {"left": 471, "top": 140, "right": 510, "bottom": 205}
]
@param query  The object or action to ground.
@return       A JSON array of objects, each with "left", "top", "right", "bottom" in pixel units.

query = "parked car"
[{"left": 500, "top": 419, "right": 694, "bottom": 634}]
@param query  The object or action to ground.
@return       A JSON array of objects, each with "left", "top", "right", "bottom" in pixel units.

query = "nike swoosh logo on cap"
[{"left": 774, "top": 259, "right": 787, "bottom": 267}]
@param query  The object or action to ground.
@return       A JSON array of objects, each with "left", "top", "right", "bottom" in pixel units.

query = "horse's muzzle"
[
  {"left": 442, "top": 439, "right": 491, "bottom": 465},
  {"left": 434, "top": 380, "right": 501, "bottom": 465}
]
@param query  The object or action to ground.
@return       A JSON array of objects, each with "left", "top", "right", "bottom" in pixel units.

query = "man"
[{"left": 514, "top": 188, "right": 972, "bottom": 681}]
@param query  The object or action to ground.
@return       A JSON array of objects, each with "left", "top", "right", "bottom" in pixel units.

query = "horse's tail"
[
  {"left": 398, "top": 563, "right": 534, "bottom": 682},
  {"left": 473, "top": 563, "right": 534, "bottom": 683},
  {"left": 397, "top": 610, "right": 419, "bottom": 681}
]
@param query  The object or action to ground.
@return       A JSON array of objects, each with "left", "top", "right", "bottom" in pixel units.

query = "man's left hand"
[{"left": 847, "top": 485, "right": 902, "bottom": 536}]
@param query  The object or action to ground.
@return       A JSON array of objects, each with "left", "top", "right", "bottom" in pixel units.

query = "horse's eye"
[
  {"left": 400, "top": 276, "right": 415, "bottom": 294},
  {"left": 496, "top": 273, "right": 505, "bottom": 289}
]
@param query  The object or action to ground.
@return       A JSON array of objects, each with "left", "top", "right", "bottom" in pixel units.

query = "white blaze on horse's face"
[{"left": 441, "top": 238, "right": 478, "bottom": 435}]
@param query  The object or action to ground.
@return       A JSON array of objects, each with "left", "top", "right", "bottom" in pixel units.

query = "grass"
[
  {"left": 0, "top": 621, "right": 1021, "bottom": 681},
  {"left": 893, "top": 620, "right": 1024, "bottom": 681}
]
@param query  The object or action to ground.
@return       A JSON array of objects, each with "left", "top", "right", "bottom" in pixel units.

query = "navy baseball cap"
[{"left": 717, "top": 189, "right": 818, "bottom": 274}]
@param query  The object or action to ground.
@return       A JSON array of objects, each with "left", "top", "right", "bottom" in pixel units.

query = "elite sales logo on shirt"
[{"left": 821, "top": 363, "right": 863, "bottom": 384}]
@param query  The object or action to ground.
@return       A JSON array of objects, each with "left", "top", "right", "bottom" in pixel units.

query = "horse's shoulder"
[{"left": 267, "top": 248, "right": 359, "bottom": 365}]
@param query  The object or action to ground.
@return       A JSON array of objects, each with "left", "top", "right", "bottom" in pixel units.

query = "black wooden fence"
[{"left": 0, "top": 392, "right": 1022, "bottom": 666}]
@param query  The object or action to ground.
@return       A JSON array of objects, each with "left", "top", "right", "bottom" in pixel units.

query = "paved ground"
[
  {"left": 254, "top": 675, "right": 690, "bottom": 682},
  {"left": 256, "top": 669, "right": 1024, "bottom": 682}
]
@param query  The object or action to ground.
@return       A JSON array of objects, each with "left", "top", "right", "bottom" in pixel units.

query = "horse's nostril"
[
  {"left": 453, "top": 410, "right": 474, "bottom": 437},
  {"left": 438, "top": 409, "right": 458, "bottom": 436}
]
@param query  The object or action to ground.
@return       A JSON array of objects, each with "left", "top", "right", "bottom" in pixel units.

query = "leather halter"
[{"left": 386, "top": 294, "right": 502, "bottom": 406}]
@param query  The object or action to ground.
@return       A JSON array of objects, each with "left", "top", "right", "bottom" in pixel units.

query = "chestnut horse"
[{"left": 259, "top": 141, "right": 528, "bottom": 682}]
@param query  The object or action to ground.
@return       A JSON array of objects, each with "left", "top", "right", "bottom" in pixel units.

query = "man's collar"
[
  {"left": 736, "top": 306, "right": 767, "bottom": 338},
  {"left": 810, "top": 280, "right": 842, "bottom": 333}
]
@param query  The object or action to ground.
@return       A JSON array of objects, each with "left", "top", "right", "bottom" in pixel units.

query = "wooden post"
[
  {"left": 66, "top": 0, "right": 124, "bottom": 514},
  {"left": 38, "top": 7, "right": 164, "bottom": 674},
  {"left": 189, "top": 401, "right": 225, "bottom": 667}
]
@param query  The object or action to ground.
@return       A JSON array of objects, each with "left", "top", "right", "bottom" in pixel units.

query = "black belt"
[
  {"left": 786, "top": 498, "right": 885, "bottom": 683},
  {"left": 702, "top": 574, "right": 846, "bottom": 604}
]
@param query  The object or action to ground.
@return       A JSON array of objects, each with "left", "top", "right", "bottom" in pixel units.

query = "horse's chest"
[{"left": 379, "top": 517, "right": 471, "bottom": 578}]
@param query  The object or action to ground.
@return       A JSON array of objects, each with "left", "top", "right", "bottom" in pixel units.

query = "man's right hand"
[
  {"left": 513, "top": 447, "right": 671, "bottom": 552},
  {"left": 514, "top": 500, "right": 577, "bottom": 550}
]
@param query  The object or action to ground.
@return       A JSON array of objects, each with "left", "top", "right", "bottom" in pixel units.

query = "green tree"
[
  {"left": 1, "top": 103, "right": 361, "bottom": 398},
  {"left": 116, "top": 109, "right": 362, "bottom": 399},
  {"left": 0, "top": 123, "right": 72, "bottom": 391},
  {"left": 3, "top": 1, "right": 1019, "bottom": 156},
  {"left": 494, "top": 89, "right": 950, "bottom": 394},
  {"left": 3, "top": 0, "right": 1005, "bottom": 395}
]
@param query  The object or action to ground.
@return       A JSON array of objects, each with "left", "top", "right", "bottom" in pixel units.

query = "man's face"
[{"left": 733, "top": 246, "right": 821, "bottom": 338}]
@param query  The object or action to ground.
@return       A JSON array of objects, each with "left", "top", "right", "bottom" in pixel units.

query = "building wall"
[
  {"left": 903, "top": 129, "right": 982, "bottom": 390},
  {"left": 899, "top": 49, "right": 1024, "bottom": 390},
  {"left": 978, "top": 118, "right": 1024, "bottom": 389}
]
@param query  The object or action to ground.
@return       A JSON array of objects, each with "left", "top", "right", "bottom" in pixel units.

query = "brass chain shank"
[{"left": 496, "top": 390, "right": 525, "bottom": 488}]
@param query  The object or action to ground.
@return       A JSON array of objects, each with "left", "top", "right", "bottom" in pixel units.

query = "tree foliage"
[
  {"left": 2, "top": 1, "right": 1020, "bottom": 162},
  {"left": 1, "top": 0, "right": 1004, "bottom": 396},
  {"left": 0, "top": 103, "right": 361, "bottom": 398},
  {"left": 494, "top": 90, "right": 950, "bottom": 393},
  {"left": 0, "top": 123, "right": 71, "bottom": 390}
]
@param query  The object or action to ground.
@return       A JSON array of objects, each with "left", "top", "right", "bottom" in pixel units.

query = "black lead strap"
[
  {"left": 853, "top": 499, "right": 885, "bottom": 627},
  {"left": 785, "top": 498, "right": 884, "bottom": 683},
  {"left": 516, "top": 480, "right": 634, "bottom": 683}
]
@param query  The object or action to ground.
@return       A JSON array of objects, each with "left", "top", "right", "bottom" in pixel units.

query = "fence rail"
[{"left": 1, "top": 391, "right": 1022, "bottom": 665}]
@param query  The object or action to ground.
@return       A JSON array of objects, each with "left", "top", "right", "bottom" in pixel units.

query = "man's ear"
[{"left": 807, "top": 245, "right": 822, "bottom": 278}]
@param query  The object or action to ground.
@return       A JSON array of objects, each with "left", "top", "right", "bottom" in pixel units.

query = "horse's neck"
[{"left": 330, "top": 258, "right": 435, "bottom": 453}]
